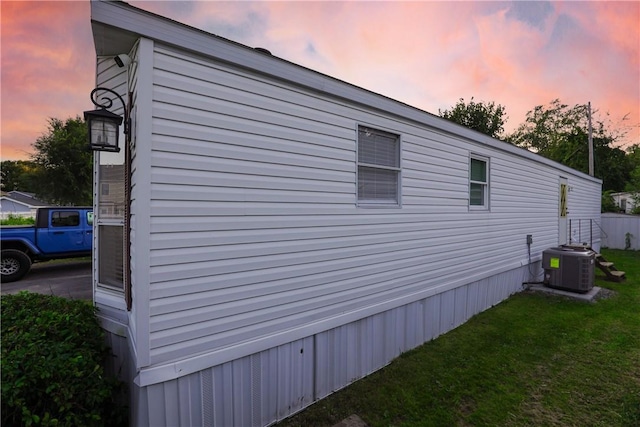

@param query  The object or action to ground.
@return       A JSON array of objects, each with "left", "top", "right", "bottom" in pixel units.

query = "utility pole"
[{"left": 588, "top": 102, "right": 594, "bottom": 176}]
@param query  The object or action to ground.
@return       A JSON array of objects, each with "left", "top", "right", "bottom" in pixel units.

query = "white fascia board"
[
  {"left": 0, "top": 197, "right": 32, "bottom": 209},
  {"left": 90, "top": 0, "right": 602, "bottom": 187}
]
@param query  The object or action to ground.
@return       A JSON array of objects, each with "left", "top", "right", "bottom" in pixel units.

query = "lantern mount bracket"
[{"left": 89, "top": 87, "right": 129, "bottom": 135}]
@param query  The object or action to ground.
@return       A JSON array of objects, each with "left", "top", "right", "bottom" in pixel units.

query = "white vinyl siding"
[
  {"left": 357, "top": 126, "right": 401, "bottom": 205},
  {"left": 137, "top": 42, "right": 602, "bottom": 367},
  {"left": 89, "top": 5, "right": 604, "bottom": 424}
]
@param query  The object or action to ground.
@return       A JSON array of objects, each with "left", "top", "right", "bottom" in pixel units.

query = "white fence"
[{"left": 601, "top": 213, "right": 640, "bottom": 250}]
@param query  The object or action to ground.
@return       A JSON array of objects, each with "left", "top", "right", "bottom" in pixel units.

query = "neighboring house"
[
  {"left": 610, "top": 191, "right": 638, "bottom": 214},
  {"left": 89, "top": 2, "right": 602, "bottom": 426},
  {"left": 0, "top": 191, "right": 50, "bottom": 219}
]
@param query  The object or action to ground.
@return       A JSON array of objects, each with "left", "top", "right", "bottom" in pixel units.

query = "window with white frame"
[
  {"left": 96, "top": 152, "right": 125, "bottom": 292},
  {"left": 469, "top": 155, "right": 489, "bottom": 208},
  {"left": 357, "top": 126, "right": 401, "bottom": 205}
]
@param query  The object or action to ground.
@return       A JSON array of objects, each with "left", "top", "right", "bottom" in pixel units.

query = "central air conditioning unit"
[{"left": 542, "top": 246, "right": 595, "bottom": 293}]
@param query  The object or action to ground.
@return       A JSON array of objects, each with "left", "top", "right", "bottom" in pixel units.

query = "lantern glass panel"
[{"left": 90, "top": 119, "right": 119, "bottom": 149}]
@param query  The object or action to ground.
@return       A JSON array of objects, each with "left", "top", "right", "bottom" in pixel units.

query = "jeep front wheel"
[{"left": 1, "top": 250, "right": 32, "bottom": 283}]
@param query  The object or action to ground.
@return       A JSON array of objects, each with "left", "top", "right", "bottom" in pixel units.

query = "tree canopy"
[
  {"left": 507, "top": 100, "right": 632, "bottom": 192},
  {"left": 0, "top": 160, "right": 39, "bottom": 193},
  {"left": 29, "top": 117, "right": 93, "bottom": 206},
  {"left": 439, "top": 97, "right": 507, "bottom": 139}
]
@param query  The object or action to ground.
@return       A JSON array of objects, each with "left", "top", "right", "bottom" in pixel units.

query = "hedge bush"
[
  {"left": 1, "top": 292, "right": 126, "bottom": 426},
  {"left": 0, "top": 215, "right": 36, "bottom": 226}
]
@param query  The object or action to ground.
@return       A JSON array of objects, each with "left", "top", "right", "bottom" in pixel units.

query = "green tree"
[
  {"left": 30, "top": 117, "right": 93, "bottom": 206},
  {"left": 624, "top": 144, "right": 640, "bottom": 213},
  {"left": 0, "top": 160, "right": 39, "bottom": 193},
  {"left": 508, "top": 99, "right": 632, "bottom": 192},
  {"left": 439, "top": 97, "right": 508, "bottom": 139}
]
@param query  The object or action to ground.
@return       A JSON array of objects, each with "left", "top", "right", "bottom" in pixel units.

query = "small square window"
[
  {"left": 357, "top": 126, "right": 401, "bottom": 205},
  {"left": 469, "top": 156, "right": 489, "bottom": 209}
]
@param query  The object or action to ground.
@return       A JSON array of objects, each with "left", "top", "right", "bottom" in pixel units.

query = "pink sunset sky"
[{"left": 1, "top": 1, "right": 639, "bottom": 161}]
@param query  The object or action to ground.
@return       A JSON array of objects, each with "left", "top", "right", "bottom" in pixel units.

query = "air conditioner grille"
[{"left": 542, "top": 246, "right": 595, "bottom": 293}]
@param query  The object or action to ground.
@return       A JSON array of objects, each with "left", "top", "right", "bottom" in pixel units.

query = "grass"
[{"left": 277, "top": 249, "right": 640, "bottom": 427}]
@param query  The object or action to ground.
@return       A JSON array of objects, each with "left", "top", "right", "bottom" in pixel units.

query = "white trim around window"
[
  {"left": 469, "top": 154, "right": 489, "bottom": 210},
  {"left": 356, "top": 125, "right": 402, "bottom": 207}
]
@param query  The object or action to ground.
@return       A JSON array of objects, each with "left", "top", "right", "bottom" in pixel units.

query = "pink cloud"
[
  {"left": 2, "top": 1, "right": 637, "bottom": 162},
  {"left": 1, "top": 1, "right": 93, "bottom": 161}
]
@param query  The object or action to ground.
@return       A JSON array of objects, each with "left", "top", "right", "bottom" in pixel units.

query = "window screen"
[
  {"left": 357, "top": 127, "right": 400, "bottom": 204},
  {"left": 98, "top": 225, "right": 124, "bottom": 290}
]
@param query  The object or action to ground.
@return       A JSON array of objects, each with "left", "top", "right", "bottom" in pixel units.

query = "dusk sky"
[{"left": 2, "top": 1, "right": 639, "bottom": 161}]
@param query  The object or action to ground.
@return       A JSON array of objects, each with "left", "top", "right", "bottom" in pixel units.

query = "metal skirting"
[{"left": 111, "top": 265, "right": 527, "bottom": 427}]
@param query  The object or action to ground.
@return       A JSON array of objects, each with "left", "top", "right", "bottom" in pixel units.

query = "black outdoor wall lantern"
[{"left": 83, "top": 87, "right": 129, "bottom": 153}]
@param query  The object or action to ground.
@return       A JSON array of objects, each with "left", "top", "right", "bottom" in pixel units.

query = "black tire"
[{"left": 1, "top": 249, "right": 32, "bottom": 283}]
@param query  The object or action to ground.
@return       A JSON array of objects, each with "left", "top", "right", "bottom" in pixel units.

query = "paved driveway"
[{"left": 1, "top": 260, "right": 92, "bottom": 300}]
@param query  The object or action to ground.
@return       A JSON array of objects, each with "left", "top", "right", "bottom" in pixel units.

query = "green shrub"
[
  {"left": 0, "top": 215, "right": 36, "bottom": 226},
  {"left": 1, "top": 292, "right": 126, "bottom": 426}
]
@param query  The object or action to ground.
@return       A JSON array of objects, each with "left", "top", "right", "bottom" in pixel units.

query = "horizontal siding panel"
[
  {"left": 153, "top": 78, "right": 352, "bottom": 141},
  {"left": 151, "top": 170, "right": 351, "bottom": 194},
  {"left": 147, "top": 202, "right": 472, "bottom": 217},
  {"left": 151, "top": 150, "right": 352, "bottom": 182},
  {"left": 150, "top": 140, "right": 354, "bottom": 174},
  {"left": 147, "top": 212, "right": 545, "bottom": 233},
  {"left": 147, "top": 232, "right": 529, "bottom": 286},
  {"left": 403, "top": 180, "right": 469, "bottom": 195},
  {"left": 152, "top": 108, "right": 349, "bottom": 155},
  {"left": 147, "top": 246, "right": 535, "bottom": 316},
  {"left": 154, "top": 46, "right": 417, "bottom": 136},
  {"left": 141, "top": 41, "right": 601, "bottom": 365},
  {"left": 148, "top": 258, "right": 527, "bottom": 363},
  {"left": 152, "top": 128, "right": 353, "bottom": 162},
  {"left": 151, "top": 185, "right": 355, "bottom": 204},
  {"left": 152, "top": 131, "right": 353, "bottom": 167},
  {"left": 147, "top": 215, "right": 555, "bottom": 251}
]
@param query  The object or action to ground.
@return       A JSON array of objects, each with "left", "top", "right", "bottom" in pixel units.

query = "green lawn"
[{"left": 278, "top": 249, "right": 640, "bottom": 427}]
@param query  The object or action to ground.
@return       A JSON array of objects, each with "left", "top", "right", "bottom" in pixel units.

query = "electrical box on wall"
[{"left": 542, "top": 246, "right": 595, "bottom": 293}]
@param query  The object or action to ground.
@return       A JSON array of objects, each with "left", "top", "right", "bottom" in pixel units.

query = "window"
[
  {"left": 98, "top": 225, "right": 124, "bottom": 290},
  {"left": 357, "top": 126, "right": 401, "bottom": 205},
  {"left": 469, "top": 156, "right": 489, "bottom": 209},
  {"left": 51, "top": 211, "right": 80, "bottom": 227},
  {"left": 96, "top": 152, "right": 126, "bottom": 294}
]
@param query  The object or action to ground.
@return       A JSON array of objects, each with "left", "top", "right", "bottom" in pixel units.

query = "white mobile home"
[
  {"left": 88, "top": 2, "right": 601, "bottom": 425},
  {"left": 610, "top": 191, "right": 638, "bottom": 214}
]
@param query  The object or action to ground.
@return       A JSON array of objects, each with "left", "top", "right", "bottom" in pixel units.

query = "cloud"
[
  {"left": 1, "top": 1, "right": 93, "bottom": 161},
  {"left": 2, "top": 1, "right": 637, "bottom": 161},
  {"left": 506, "top": 1, "right": 554, "bottom": 30}
]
